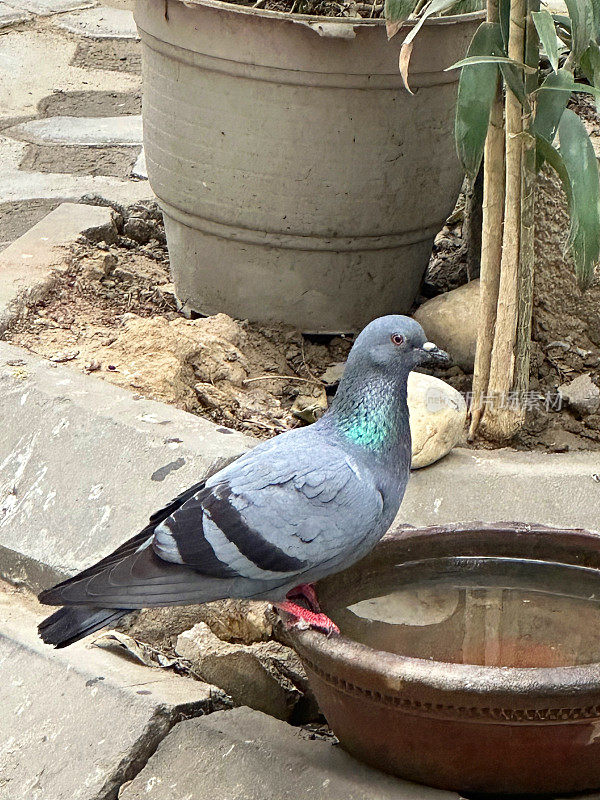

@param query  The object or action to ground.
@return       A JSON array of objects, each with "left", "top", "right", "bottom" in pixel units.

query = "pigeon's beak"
[{"left": 421, "top": 341, "right": 451, "bottom": 365}]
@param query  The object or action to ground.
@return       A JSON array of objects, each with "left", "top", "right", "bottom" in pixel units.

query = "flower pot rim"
[{"left": 176, "top": 0, "right": 485, "bottom": 27}]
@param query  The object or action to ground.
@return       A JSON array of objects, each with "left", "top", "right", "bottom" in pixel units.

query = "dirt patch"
[
  {"left": 72, "top": 39, "right": 140, "bottom": 74},
  {"left": 4, "top": 203, "right": 351, "bottom": 439},
  {"left": 20, "top": 143, "right": 139, "bottom": 178},
  {"left": 36, "top": 89, "right": 141, "bottom": 118}
]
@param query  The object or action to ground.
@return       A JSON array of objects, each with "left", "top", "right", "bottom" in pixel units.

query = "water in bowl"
[{"left": 327, "top": 557, "right": 600, "bottom": 668}]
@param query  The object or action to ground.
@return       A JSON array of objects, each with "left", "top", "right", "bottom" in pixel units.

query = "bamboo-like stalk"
[
  {"left": 513, "top": 0, "right": 539, "bottom": 405},
  {"left": 467, "top": 0, "right": 505, "bottom": 439},
  {"left": 480, "top": 0, "right": 526, "bottom": 441}
]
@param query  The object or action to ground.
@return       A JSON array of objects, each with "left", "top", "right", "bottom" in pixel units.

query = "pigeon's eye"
[{"left": 390, "top": 333, "right": 405, "bottom": 346}]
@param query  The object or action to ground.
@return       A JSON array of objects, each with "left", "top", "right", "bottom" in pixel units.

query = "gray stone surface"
[
  {"left": 0, "top": 582, "right": 225, "bottom": 800},
  {"left": 119, "top": 706, "right": 456, "bottom": 800},
  {"left": 0, "top": 14, "right": 149, "bottom": 247},
  {"left": 175, "top": 623, "right": 310, "bottom": 722},
  {"left": 131, "top": 146, "right": 147, "bottom": 179},
  {"left": 558, "top": 373, "right": 600, "bottom": 416},
  {"left": 50, "top": 4, "right": 138, "bottom": 37},
  {"left": 0, "top": 26, "right": 139, "bottom": 123},
  {"left": 0, "top": 341, "right": 250, "bottom": 590},
  {"left": 0, "top": 135, "right": 153, "bottom": 207},
  {"left": 6, "top": 115, "right": 143, "bottom": 146},
  {"left": 0, "top": 202, "right": 117, "bottom": 334},
  {"left": 401, "top": 446, "right": 600, "bottom": 532},
  {"left": 4, "top": 0, "right": 95, "bottom": 14},
  {"left": 0, "top": 2, "right": 30, "bottom": 26}
]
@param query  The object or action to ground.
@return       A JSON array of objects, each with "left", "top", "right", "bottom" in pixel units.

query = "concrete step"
[
  {"left": 50, "top": 4, "right": 138, "bottom": 37},
  {"left": 0, "top": 338, "right": 250, "bottom": 591},
  {"left": 0, "top": 582, "right": 227, "bottom": 800},
  {"left": 118, "top": 705, "right": 457, "bottom": 800},
  {"left": 3, "top": 0, "right": 95, "bottom": 15},
  {"left": 0, "top": 2, "right": 30, "bottom": 26}
]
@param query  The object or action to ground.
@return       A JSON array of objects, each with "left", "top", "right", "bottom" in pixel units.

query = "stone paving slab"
[
  {"left": 0, "top": 340, "right": 250, "bottom": 590},
  {"left": 401, "top": 446, "right": 600, "bottom": 532},
  {"left": 119, "top": 706, "right": 457, "bottom": 800},
  {"left": 0, "top": 202, "right": 116, "bottom": 333},
  {"left": 0, "top": 1, "right": 30, "bottom": 26},
  {"left": 0, "top": 135, "right": 153, "bottom": 209},
  {"left": 6, "top": 114, "right": 143, "bottom": 146},
  {"left": 4, "top": 0, "right": 95, "bottom": 15},
  {"left": 0, "top": 582, "right": 226, "bottom": 800},
  {"left": 50, "top": 4, "right": 138, "bottom": 37},
  {"left": 131, "top": 145, "right": 147, "bottom": 179},
  {"left": 0, "top": 27, "right": 140, "bottom": 123}
]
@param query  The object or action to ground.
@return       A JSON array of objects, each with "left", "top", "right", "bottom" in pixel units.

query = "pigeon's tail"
[{"left": 37, "top": 605, "right": 128, "bottom": 648}]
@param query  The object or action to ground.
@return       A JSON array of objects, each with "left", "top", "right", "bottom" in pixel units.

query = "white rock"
[
  {"left": 408, "top": 372, "right": 467, "bottom": 469},
  {"left": 558, "top": 373, "right": 600, "bottom": 416},
  {"left": 413, "top": 279, "right": 480, "bottom": 371}
]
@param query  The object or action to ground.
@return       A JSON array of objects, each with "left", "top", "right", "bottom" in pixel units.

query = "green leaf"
[
  {"left": 580, "top": 41, "right": 600, "bottom": 111},
  {"left": 558, "top": 109, "right": 600, "bottom": 288},
  {"left": 534, "top": 77, "right": 600, "bottom": 99},
  {"left": 454, "top": 22, "right": 503, "bottom": 178},
  {"left": 532, "top": 9, "right": 560, "bottom": 72},
  {"left": 384, "top": 0, "right": 416, "bottom": 29},
  {"left": 446, "top": 54, "right": 537, "bottom": 71},
  {"left": 535, "top": 135, "right": 574, "bottom": 211},
  {"left": 563, "top": 0, "right": 595, "bottom": 59},
  {"left": 532, "top": 68, "right": 573, "bottom": 147},
  {"left": 500, "top": 63, "right": 530, "bottom": 109},
  {"left": 591, "top": 0, "right": 600, "bottom": 40}
]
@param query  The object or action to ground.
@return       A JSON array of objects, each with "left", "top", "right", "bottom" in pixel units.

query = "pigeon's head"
[{"left": 347, "top": 315, "right": 450, "bottom": 374}]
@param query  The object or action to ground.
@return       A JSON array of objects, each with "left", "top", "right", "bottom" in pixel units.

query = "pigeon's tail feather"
[{"left": 37, "top": 605, "right": 128, "bottom": 648}]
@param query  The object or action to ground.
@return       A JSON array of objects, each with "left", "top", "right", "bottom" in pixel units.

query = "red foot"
[
  {"left": 285, "top": 583, "right": 321, "bottom": 613},
  {"left": 276, "top": 600, "right": 340, "bottom": 637}
]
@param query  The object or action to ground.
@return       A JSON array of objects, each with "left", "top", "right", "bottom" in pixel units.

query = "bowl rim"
[{"left": 287, "top": 523, "right": 600, "bottom": 705}]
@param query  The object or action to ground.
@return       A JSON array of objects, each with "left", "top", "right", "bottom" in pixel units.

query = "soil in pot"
[{"left": 4, "top": 206, "right": 351, "bottom": 439}]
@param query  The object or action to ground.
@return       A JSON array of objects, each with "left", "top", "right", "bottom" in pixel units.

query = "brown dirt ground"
[{"left": 5, "top": 237, "right": 351, "bottom": 439}]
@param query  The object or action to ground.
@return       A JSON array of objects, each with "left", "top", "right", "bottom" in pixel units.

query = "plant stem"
[
  {"left": 468, "top": 0, "right": 505, "bottom": 439},
  {"left": 513, "top": 0, "right": 539, "bottom": 404},
  {"left": 480, "top": 0, "right": 526, "bottom": 441}
]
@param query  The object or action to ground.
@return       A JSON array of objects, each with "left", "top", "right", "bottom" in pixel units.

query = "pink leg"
[
  {"left": 276, "top": 583, "right": 340, "bottom": 636},
  {"left": 285, "top": 583, "right": 322, "bottom": 613}
]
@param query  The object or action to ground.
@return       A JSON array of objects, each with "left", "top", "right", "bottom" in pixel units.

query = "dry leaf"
[
  {"left": 386, "top": 18, "right": 404, "bottom": 38},
  {"left": 93, "top": 630, "right": 179, "bottom": 669},
  {"left": 399, "top": 39, "right": 415, "bottom": 94}
]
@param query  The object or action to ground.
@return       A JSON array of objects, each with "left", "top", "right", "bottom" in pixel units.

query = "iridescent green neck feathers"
[{"left": 329, "top": 372, "right": 410, "bottom": 454}]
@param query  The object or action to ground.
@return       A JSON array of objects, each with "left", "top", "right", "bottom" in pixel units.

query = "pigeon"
[{"left": 38, "top": 315, "right": 449, "bottom": 647}]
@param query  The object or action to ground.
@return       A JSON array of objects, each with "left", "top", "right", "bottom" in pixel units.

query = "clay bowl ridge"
[{"left": 286, "top": 523, "right": 600, "bottom": 795}]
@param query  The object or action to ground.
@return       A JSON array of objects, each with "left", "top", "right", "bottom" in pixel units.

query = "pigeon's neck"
[{"left": 327, "top": 369, "right": 411, "bottom": 459}]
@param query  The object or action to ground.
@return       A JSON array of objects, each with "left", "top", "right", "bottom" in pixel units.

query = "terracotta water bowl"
[{"left": 286, "top": 523, "right": 600, "bottom": 795}]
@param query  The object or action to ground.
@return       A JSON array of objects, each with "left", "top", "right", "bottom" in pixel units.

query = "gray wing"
[
  {"left": 154, "top": 442, "right": 385, "bottom": 582},
  {"left": 39, "top": 439, "right": 384, "bottom": 609}
]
